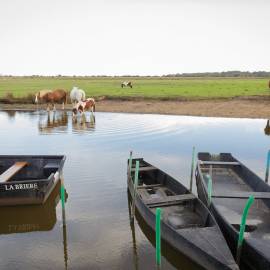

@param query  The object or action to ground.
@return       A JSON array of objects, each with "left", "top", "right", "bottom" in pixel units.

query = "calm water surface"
[{"left": 0, "top": 110, "right": 269, "bottom": 270}]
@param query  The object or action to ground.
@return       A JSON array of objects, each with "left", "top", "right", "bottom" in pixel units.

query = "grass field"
[{"left": 0, "top": 77, "right": 269, "bottom": 100}]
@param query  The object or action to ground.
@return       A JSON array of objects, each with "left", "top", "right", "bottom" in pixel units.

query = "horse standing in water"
[
  {"left": 121, "top": 81, "right": 133, "bottom": 88},
  {"left": 35, "top": 89, "right": 67, "bottom": 111},
  {"left": 72, "top": 98, "right": 96, "bottom": 115},
  {"left": 70, "top": 86, "right": 86, "bottom": 107},
  {"left": 72, "top": 98, "right": 96, "bottom": 124}
]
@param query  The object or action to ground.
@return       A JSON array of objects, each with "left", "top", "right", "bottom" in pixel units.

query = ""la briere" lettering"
[{"left": 4, "top": 183, "right": 38, "bottom": 191}]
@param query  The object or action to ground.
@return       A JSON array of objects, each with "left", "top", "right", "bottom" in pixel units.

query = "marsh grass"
[{"left": 0, "top": 77, "right": 269, "bottom": 103}]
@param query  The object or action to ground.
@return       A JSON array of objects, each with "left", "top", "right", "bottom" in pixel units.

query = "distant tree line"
[
  {"left": 162, "top": 71, "right": 270, "bottom": 78},
  {"left": 0, "top": 71, "right": 270, "bottom": 78}
]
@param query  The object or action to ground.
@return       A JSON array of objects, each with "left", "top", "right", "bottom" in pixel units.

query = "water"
[{"left": 0, "top": 110, "right": 269, "bottom": 270}]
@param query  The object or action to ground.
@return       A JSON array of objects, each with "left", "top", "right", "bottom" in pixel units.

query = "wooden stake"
[{"left": 189, "top": 146, "right": 195, "bottom": 192}]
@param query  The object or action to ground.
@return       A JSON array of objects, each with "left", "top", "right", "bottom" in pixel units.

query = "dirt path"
[{"left": 0, "top": 99, "right": 269, "bottom": 119}]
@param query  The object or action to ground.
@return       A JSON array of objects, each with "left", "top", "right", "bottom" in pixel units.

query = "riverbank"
[{"left": 0, "top": 98, "right": 269, "bottom": 119}]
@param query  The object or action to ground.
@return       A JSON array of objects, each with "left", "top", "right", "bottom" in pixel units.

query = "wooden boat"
[
  {"left": 196, "top": 152, "right": 270, "bottom": 270},
  {"left": 127, "top": 158, "right": 238, "bottom": 270},
  {"left": 0, "top": 155, "right": 66, "bottom": 206},
  {"left": 127, "top": 191, "right": 209, "bottom": 270},
  {"left": 0, "top": 180, "right": 67, "bottom": 234}
]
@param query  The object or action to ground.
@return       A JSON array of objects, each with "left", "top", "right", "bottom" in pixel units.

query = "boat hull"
[
  {"left": 196, "top": 152, "right": 270, "bottom": 270},
  {"left": 0, "top": 155, "right": 65, "bottom": 206},
  {"left": 127, "top": 158, "right": 238, "bottom": 270}
]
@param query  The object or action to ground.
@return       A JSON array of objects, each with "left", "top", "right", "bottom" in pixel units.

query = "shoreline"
[{"left": 0, "top": 99, "right": 269, "bottom": 119}]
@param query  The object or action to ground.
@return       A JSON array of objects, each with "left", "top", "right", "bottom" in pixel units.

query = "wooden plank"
[
  {"left": 199, "top": 161, "right": 240, "bottom": 166},
  {"left": 146, "top": 193, "right": 196, "bottom": 206},
  {"left": 0, "top": 162, "right": 28, "bottom": 182},
  {"left": 131, "top": 166, "right": 157, "bottom": 172},
  {"left": 212, "top": 191, "right": 270, "bottom": 199},
  {"left": 137, "top": 184, "right": 162, "bottom": 189}
]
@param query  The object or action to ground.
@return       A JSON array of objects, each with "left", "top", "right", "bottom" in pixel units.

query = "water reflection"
[
  {"left": 0, "top": 111, "right": 270, "bottom": 269},
  {"left": 72, "top": 113, "right": 95, "bottom": 134},
  {"left": 127, "top": 191, "right": 139, "bottom": 270},
  {"left": 0, "top": 179, "right": 70, "bottom": 269},
  {"left": 264, "top": 120, "right": 270, "bottom": 136},
  {"left": 38, "top": 111, "right": 68, "bottom": 134},
  {"left": 62, "top": 200, "right": 69, "bottom": 270},
  {"left": 0, "top": 181, "right": 67, "bottom": 235},
  {"left": 4, "top": 110, "right": 16, "bottom": 119},
  {"left": 38, "top": 111, "right": 96, "bottom": 134}
]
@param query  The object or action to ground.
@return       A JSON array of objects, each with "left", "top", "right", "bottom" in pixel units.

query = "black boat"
[
  {"left": 127, "top": 158, "right": 238, "bottom": 270},
  {"left": 196, "top": 152, "right": 270, "bottom": 270},
  {"left": 0, "top": 155, "right": 66, "bottom": 206},
  {"left": 0, "top": 180, "right": 67, "bottom": 234},
  {"left": 127, "top": 191, "right": 210, "bottom": 270}
]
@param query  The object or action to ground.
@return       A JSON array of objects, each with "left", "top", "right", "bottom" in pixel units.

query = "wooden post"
[
  {"left": 206, "top": 174, "right": 212, "bottom": 207},
  {"left": 128, "top": 151, "right": 133, "bottom": 177},
  {"left": 265, "top": 150, "right": 270, "bottom": 183},
  {"left": 189, "top": 146, "right": 195, "bottom": 192},
  {"left": 156, "top": 208, "right": 162, "bottom": 266},
  {"left": 61, "top": 183, "right": 65, "bottom": 209},
  {"left": 236, "top": 195, "right": 254, "bottom": 265},
  {"left": 131, "top": 161, "right": 139, "bottom": 220}
]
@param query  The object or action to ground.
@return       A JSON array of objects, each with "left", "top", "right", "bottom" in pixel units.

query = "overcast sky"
[{"left": 0, "top": 0, "right": 269, "bottom": 76}]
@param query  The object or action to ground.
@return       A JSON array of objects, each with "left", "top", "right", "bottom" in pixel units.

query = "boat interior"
[
  {"left": 197, "top": 153, "right": 270, "bottom": 239},
  {"left": 0, "top": 156, "right": 63, "bottom": 182},
  {"left": 130, "top": 159, "right": 215, "bottom": 230}
]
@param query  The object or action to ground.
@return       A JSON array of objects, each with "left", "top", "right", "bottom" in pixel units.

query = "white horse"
[{"left": 70, "top": 86, "right": 86, "bottom": 107}]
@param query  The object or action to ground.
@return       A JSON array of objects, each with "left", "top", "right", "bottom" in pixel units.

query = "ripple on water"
[{"left": 0, "top": 110, "right": 268, "bottom": 270}]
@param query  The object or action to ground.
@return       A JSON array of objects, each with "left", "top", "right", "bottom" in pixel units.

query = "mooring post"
[
  {"left": 189, "top": 146, "right": 195, "bottom": 192},
  {"left": 265, "top": 150, "right": 270, "bottom": 183},
  {"left": 61, "top": 180, "right": 65, "bottom": 209},
  {"left": 131, "top": 160, "right": 139, "bottom": 220},
  {"left": 156, "top": 208, "right": 162, "bottom": 267},
  {"left": 236, "top": 195, "right": 254, "bottom": 265},
  {"left": 206, "top": 174, "right": 212, "bottom": 207},
  {"left": 128, "top": 151, "right": 133, "bottom": 177}
]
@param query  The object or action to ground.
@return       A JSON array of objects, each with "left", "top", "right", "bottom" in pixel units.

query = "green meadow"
[{"left": 0, "top": 77, "right": 268, "bottom": 99}]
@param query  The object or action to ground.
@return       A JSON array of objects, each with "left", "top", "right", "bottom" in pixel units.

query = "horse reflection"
[
  {"left": 3, "top": 110, "right": 16, "bottom": 119},
  {"left": 72, "top": 113, "right": 95, "bottom": 133},
  {"left": 38, "top": 111, "right": 68, "bottom": 134},
  {"left": 265, "top": 120, "right": 270, "bottom": 136}
]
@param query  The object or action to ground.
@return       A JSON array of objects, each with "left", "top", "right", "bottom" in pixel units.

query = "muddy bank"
[{"left": 0, "top": 99, "right": 269, "bottom": 119}]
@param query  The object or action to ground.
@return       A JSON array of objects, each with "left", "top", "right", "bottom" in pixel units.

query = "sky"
[{"left": 0, "top": 0, "right": 270, "bottom": 76}]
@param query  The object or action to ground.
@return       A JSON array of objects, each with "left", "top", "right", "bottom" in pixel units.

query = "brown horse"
[
  {"left": 36, "top": 89, "right": 67, "bottom": 111},
  {"left": 35, "top": 89, "right": 52, "bottom": 103}
]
